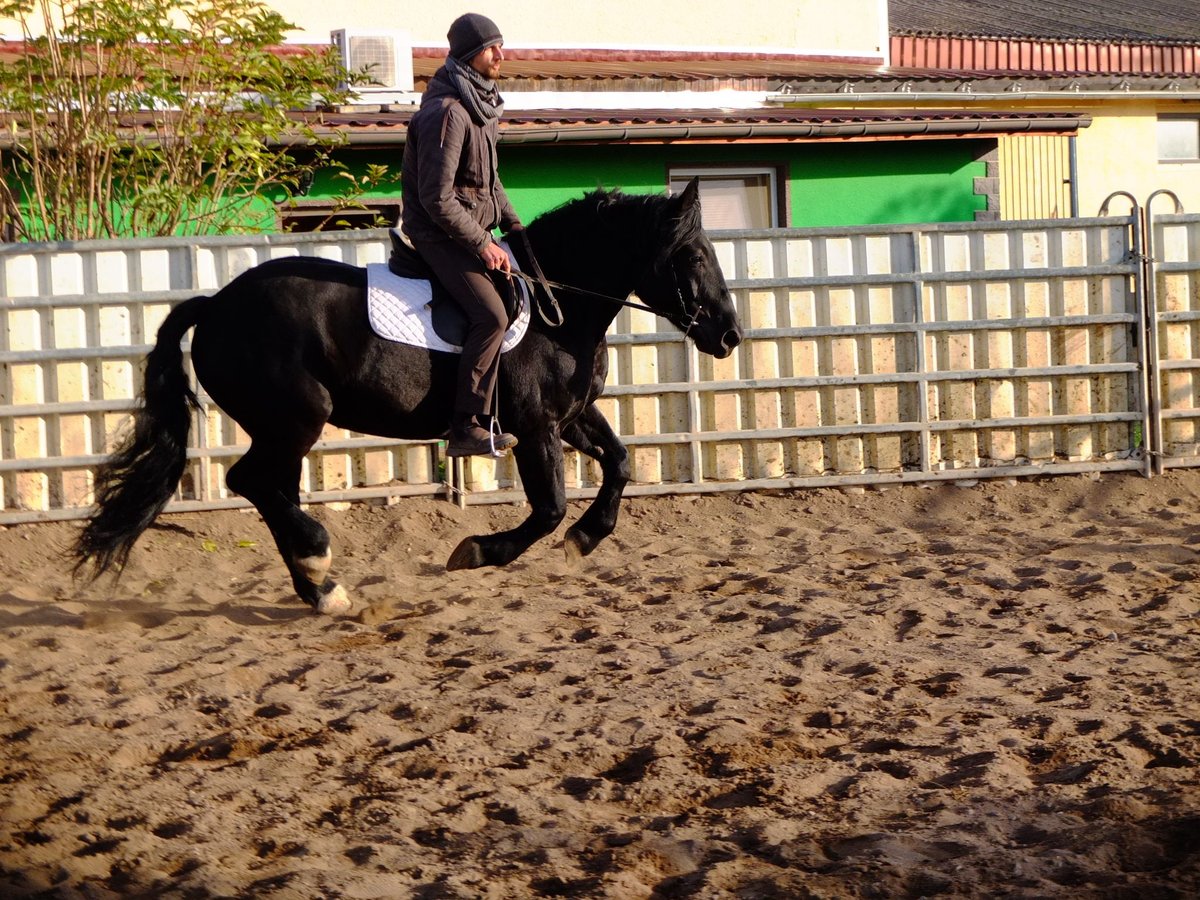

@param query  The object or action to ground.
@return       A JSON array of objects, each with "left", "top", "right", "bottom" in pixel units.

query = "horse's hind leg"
[{"left": 226, "top": 440, "right": 351, "bottom": 615}]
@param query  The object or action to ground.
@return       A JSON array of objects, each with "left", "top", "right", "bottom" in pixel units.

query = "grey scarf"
[{"left": 444, "top": 55, "right": 504, "bottom": 126}]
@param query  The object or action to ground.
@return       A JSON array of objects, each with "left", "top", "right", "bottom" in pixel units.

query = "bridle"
[
  {"left": 663, "top": 258, "right": 704, "bottom": 337},
  {"left": 509, "top": 231, "right": 702, "bottom": 336}
]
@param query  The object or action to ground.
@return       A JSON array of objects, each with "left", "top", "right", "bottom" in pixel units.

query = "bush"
[{"left": 0, "top": 0, "right": 358, "bottom": 240}]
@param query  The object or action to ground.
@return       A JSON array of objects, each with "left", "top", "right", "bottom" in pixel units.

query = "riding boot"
[{"left": 447, "top": 413, "right": 518, "bottom": 458}]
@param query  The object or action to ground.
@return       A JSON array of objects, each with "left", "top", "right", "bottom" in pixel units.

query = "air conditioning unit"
[{"left": 331, "top": 29, "right": 415, "bottom": 97}]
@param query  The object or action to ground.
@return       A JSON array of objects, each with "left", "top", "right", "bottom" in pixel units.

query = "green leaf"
[{"left": 201, "top": 539, "right": 219, "bottom": 553}]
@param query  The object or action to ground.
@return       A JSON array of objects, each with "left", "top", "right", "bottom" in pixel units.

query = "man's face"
[{"left": 470, "top": 43, "right": 503, "bottom": 80}]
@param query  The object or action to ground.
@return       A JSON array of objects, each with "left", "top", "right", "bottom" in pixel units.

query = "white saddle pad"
[{"left": 366, "top": 248, "right": 531, "bottom": 354}]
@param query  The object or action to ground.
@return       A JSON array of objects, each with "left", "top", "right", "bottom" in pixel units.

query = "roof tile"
[{"left": 889, "top": 0, "right": 1200, "bottom": 43}]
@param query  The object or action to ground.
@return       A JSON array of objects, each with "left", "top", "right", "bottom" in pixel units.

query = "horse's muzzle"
[{"left": 714, "top": 327, "right": 742, "bottom": 358}]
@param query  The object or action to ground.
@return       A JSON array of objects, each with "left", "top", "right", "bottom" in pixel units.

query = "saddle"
[{"left": 387, "top": 229, "right": 520, "bottom": 347}]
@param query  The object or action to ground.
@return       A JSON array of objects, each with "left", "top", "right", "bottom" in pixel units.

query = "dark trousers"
[{"left": 412, "top": 238, "right": 507, "bottom": 418}]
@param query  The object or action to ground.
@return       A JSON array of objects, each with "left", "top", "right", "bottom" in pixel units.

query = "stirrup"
[{"left": 447, "top": 420, "right": 518, "bottom": 458}]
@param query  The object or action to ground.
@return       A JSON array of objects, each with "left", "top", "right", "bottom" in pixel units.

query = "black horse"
[{"left": 74, "top": 178, "right": 743, "bottom": 613}]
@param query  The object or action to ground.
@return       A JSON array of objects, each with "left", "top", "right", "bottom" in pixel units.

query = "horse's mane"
[{"left": 526, "top": 187, "right": 703, "bottom": 259}]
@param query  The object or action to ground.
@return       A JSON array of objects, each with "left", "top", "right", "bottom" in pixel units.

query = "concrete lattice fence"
[
  {"left": 2, "top": 214, "right": 1198, "bottom": 524},
  {"left": 692, "top": 219, "right": 1143, "bottom": 484}
]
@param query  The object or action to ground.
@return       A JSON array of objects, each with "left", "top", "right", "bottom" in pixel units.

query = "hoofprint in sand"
[{"left": 1, "top": 471, "right": 1198, "bottom": 897}]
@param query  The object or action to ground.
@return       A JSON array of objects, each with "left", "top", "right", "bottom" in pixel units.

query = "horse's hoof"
[
  {"left": 316, "top": 584, "right": 352, "bottom": 615},
  {"left": 564, "top": 532, "right": 585, "bottom": 567},
  {"left": 447, "top": 537, "right": 486, "bottom": 570}
]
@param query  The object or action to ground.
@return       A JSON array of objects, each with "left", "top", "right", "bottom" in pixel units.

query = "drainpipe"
[{"left": 1068, "top": 135, "right": 1079, "bottom": 218}]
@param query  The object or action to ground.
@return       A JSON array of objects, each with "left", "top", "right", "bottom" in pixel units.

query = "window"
[
  {"left": 668, "top": 166, "right": 784, "bottom": 228},
  {"left": 278, "top": 199, "right": 402, "bottom": 233},
  {"left": 1157, "top": 117, "right": 1200, "bottom": 162}
]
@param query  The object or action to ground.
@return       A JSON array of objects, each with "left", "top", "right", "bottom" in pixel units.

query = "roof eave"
[
  {"left": 304, "top": 116, "right": 1091, "bottom": 147},
  {"left": 768, "top": 90, "right": 1200, "bottom": 103}
]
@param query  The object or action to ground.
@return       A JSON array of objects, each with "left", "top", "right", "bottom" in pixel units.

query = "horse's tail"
[{"left": 74, "top": 295, "right": 209, "bottom": 579}]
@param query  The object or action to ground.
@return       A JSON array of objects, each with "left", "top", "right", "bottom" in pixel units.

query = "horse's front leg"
[
  {"left": 446, "top": 432, "right": 567, "bottom": 570},
  {"left": 561, "top": 403, "right": 630, "bottom": 563}
]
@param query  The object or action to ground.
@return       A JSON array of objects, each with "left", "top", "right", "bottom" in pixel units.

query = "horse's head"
[{"left": 635, "top": 178, "right": 743, "bottom": 359}]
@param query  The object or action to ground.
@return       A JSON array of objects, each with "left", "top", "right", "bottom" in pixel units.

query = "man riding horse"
[{"left": 400, "top": 12, "right": 521, "bottom": 458}]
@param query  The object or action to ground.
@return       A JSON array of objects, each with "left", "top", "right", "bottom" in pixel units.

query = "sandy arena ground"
[{"left": 1, "top": 470, "right": 1198, "bottom": 898}]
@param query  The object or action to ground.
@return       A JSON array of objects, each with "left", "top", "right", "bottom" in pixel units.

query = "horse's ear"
[
  {"left": 671, "top": 176, "right": 704, "bottom": 235},
  {"left": 678, "top": 176, "right": 702, "bottom": 211}
]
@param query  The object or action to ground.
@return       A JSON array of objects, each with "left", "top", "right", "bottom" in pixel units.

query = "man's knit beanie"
[{"left": 448, "top": 13, "right": 503, "bottom": 62}]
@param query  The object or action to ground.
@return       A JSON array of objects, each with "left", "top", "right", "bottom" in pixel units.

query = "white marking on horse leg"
[
  {"left": 317, "top": 584, "right": 352, "bottom": 616},
  {"left": 296, "top": 549, "right": 332, "bottom": 583}
]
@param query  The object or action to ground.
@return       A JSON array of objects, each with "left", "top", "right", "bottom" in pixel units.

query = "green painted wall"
[
  {"left": 6, "top": 141, "right": 986, "bottom": 237},
  {"left": 501, "top": 141, "right": 989, "bottom": 227},
  {"left": 329, "top": 139, "right": 989, "bottom": 230},
  {"left": 784, "top": 141, "right": 991, "bottom": 226}
]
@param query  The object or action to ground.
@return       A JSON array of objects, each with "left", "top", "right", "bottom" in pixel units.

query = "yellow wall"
[
  {"left": 2, "top": 0, "right": 888, "bottom": 57},
  {"left": 1075, "top": 100, "right": 1200, "bottom": 217},
  {"left": 274, "top": 0, "right": 886, "bottom": 55},
  {"left": 992, "top": 98, "right": 1200, "bottom": 219}
]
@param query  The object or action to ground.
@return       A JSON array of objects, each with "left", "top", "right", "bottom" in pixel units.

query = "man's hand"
[{"left": 480, "top": 240, "right": 511, "bottom": 275}]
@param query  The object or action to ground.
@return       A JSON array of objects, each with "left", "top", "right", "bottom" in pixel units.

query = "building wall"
[
  {"left": 328, "top": 140, "right": 987, "bottom": 231},
  {"left": 811, "top": 95, "right": 1200, "bottom": 222},
  {"left": 781, "top": 141, "right": 988, "bottom": 226},
  {"left": 271, "top": 0, "right": 887, "bottom": 57},
  {"left": 493, "top": 140, "right": 989, "bottom": 228},
  {"left": 0, "top": 138, "right": 989, "bottom": 239},
  {"left": 2, "top": 1, "right": 888, "bottom": 57},
  {"left": 1075, "top": 100, "right": 1200, "bottom": 217},
  {"left": 983, "top": 98, "right": 1200, "bottom": 219}
]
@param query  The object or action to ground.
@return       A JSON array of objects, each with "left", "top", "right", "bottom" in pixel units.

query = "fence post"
[{"left": 909, "top": 228, "right": 932, "bottom": 475}]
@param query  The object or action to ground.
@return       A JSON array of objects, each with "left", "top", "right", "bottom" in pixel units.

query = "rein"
[{"left": 508, "top": 240, "right": 701, "bottom": 337}]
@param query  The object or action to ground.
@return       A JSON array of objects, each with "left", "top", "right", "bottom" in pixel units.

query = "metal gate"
[{"left": 1105, "top": 191, "right": 1200, "bottom": 474}]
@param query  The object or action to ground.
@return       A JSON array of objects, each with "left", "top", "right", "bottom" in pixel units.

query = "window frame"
[
  {"left": 1156, "top": 115, "right": 1200, "bottom": 164},
  {"left": 276, "top": 198, "right": 403, "bottom": 233},
  {"left": 666, "top": 163, "right": 789, "bottom": 229}
]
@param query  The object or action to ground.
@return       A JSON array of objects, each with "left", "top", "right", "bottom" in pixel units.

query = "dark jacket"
[{"left": 400, "top": 66, "right": 520, "bottom": 253}]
